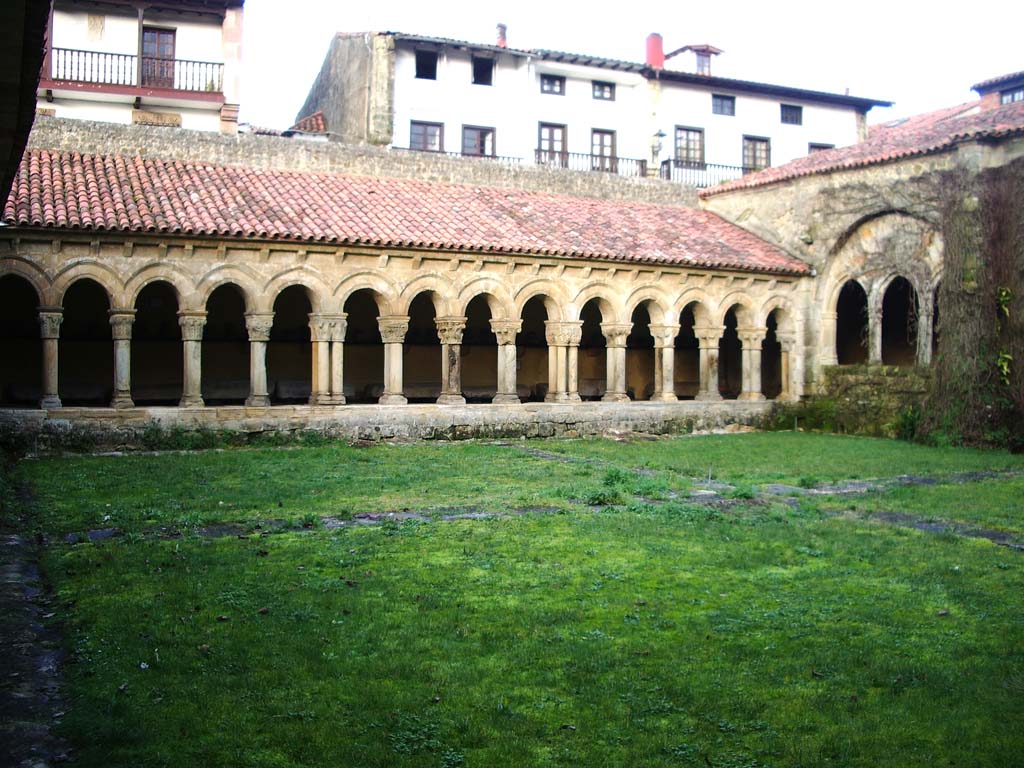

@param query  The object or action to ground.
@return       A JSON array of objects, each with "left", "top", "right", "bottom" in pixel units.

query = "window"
[
  {"left": 141, "top": 26, "right": 175, "bottom": 88},
  {"left": 808, "top": 142, "right": 835, "bottom": 153},
  {"left": 674, "top": 126, "right": 705, "bottom": 168},
  {"left": 462, "top": 125, "right": 495, "bottom": 156},
  {"left": 591, "top": 129, "right": 616, "bottom": 172},
  {"left": 712, "top": 94, "right": 735, "bottom": 116},
  {"left": 696, "top": 52, "right": 711, "bottom": 76},
  {"left": 540, "top": 74, "right": 565, "bottom": 95},
  {"left": 1001, "top": 88, "right": 1024, "bottom": 104},
  {"left": 592, "top": 81, "right": 615, "bottom": 100},
  {"left": 538, "top": 123, "right": 567, "bottom": 166},
  {"left": 780, "top": 104, "right": 803, "bottom": 125},
  {"left": 472, "top": 56, "right": 493, "bottom": 85},
  {"left": 410, "top": 121, "right": 443, "bottom": 152},
  {"left": 415, "top": 50, "right": 437, "bottom": 80},
  {"left": 742, "top": 136, "right": 770, "bottom": 172}
]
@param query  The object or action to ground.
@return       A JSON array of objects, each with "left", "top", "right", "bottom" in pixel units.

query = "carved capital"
[
  {"left": 378, "top": 315, "right": 409, "bottom": 344},
  {"left": 307, "top": 313, "right": 334, "bottom": 342},
  {"left": 177, "top": 311, "right": 208, "bottom": 341},
  {"left": 600, "top": 322, "right": 632, "bottom": 348},
  {"left": 329, "top": 314, "right": 348, "bottom": 342},
  {"left": 649, "top": 323, "right": 681, "bottom": 348},
  {"left": 435, "top": 316, "right": 467, "bottom": 346},
  {"left": 489, "top": 319, "right": 522, "bottom": 346},
  {"left": 737, "top": 326, "right": 767, "bottom": 348},
  {"left": 776, "top": 332, "right": 797, "bottom": 352},
  {"left": 38, "top": 310, "right": 63, "bottom": 339},
  {"left": 544, "top": 320, "right": 583, "bottom": 347},
  {"left": 245, "top": 312, "right": 274, "bottom": 342},
  {"left": 694, "top": 324, "right": 725, "bottom": 347},
  {"left": 108, "top": 309, "right": 137, "bottom": 340}
]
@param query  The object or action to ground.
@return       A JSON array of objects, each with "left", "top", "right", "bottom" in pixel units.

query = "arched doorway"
[
  {"left": 463, "top": 294, "right": 498, "bottom": 402},
  {"left": 718, "top": 306, "right": 742, "bottom": 399},
  {"left": 627, "top": 302, "right": 656, "bottom": 400},
  {"left": 762, "top": 310, "right": 783, "bottom": 400},
  {"left": 517, "top": 296, "right": 550, "bottom": 402},
  {"left": 675, "top": 303, "right": 701, "bottom": 399},
  {"left": 202, "top": 284, "right": 249, "bottom": 405},
  {"left": 0, "top": 275, "right": 42, "bottom": 406},
  {"left": 404, "top": 292, "right": 441, "bottom": 403},
  {"left": 132, "top": 281, "right": 182, "bottom": 405},
  {"left": 578, "top": 299, "right": 607, "bottom": 400},
  {"left": 836, "top": 280, "right": 868, "bottom": 365},
  {"left": 881, "top": 276, "right": 918, "bottom": 366},
  {"left": 343, "top": 289, "right": 385, "bottom": 403},
  {"left": 268, "top": 285, "right": 313, "bottom": 404},
  {"left": 60, "top": 279, "right": 113, "bottom": 406}
]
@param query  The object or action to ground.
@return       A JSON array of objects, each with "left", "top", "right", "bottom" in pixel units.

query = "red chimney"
[
  {"left": 497, "top": 23, "right": 507, "bottom": 48},
  {"left": 646, "top": 33, "right": 664, "bottom": 69}
]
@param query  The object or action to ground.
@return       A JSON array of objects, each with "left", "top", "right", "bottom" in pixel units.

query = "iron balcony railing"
[
  {"left": 658, "top": 159, "right": 753, "bottom": 188},
  {"left": 536, "top": 150, "right": 647, "bottom": 178},
  {"left": 396, "top": 147, "right": 525, "bottom": 164},
  {"left": 49, "top": 47, "right": 224, "bottom": 93}
]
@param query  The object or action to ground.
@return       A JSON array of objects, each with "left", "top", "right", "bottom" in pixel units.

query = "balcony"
[
  {"left": 658, "top": 159, "right": 749, "bottom": 188},
  {"left": 536, "top": 150, "right": 648, "bottom": 178},
  {"left": 395, "top": 147, "right": 525, "bottom": 165},
  {"left": 45, "top": 47, "right": 224, "bottom": 94}
]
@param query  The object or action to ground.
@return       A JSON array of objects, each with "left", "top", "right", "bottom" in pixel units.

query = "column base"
[
  {"left": 245, "top": 395, "right": 270, "bottom": 407},
  {"left": 321, "top": 394, "right": 346, "bottom": 406},
  {"left": 378, "top": 393, "right": 408, "bottom": 405},
  {"left": 696, "top": 391, "right": 724, "bottom": 402},
  {"left": 111, "top": 393, "right": 134, "bottom": 409},
  {"left": 492, "top": 393, "right": 520, "bottom": 405},
  {"left": 738, "top": 392, "right": 766, "bottom": 402},
  {"left": 179, "top": 395, "right": 205, "bottom": 408},
  {"left": 436, "top": 393, "right": 466, "bottom": 405},
  {"left": 651, "top": 392, "right": 678, "bottom": 402},
  {"left": 39, "top": 395, "right": 62, "bottom": 409},
  {"left": 601, "top": 392, "right": 630, "bottom": 403}
]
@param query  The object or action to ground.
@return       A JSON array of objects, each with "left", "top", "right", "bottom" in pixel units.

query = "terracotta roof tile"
[
  {"left": 289, "top": 111, "right": 327, "bottom": 134},
  {"left": 701, "top": 99, "right": 1024, "bottom": 197},
  {"left": 3, "top": 149, "right": 809, "bottom": 276}
]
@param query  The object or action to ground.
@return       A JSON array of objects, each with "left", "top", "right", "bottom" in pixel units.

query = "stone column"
[
  {"left": 543, "top": 321, "right": 581, "bottom": 402},
  {"left": 820, "top": 311, "right": 839, "bottom": 367},
  {"left": 600, "top": 323, "right": 631, "bottom": 402},
  {"left": 868, "top": 307, "right": 883, "bottom": 364},
  {"left": 378, "top": 315, "right": 409, "bottom": 405},
  {"left": 776, "top": 332, "right": 795, "bottom": 402},
  {"left": 565, "top": 321, "right": 582, "bottom": 402},
  {"left": 308, "top": 314, "right": 333, "bottom": 405},
  {"left": 38, "top": 309, "right": 63, "bottom": 409},
  {"left": 435, "top": 316, "right": 467, "bottom": 405},
  {"left": 328, "top": 314, "right": 347, "bottom": 405},
  {"left": 738, "top": 327, "right": 767, "bottom": 401},
  {"left": 916, "top": 294, "right": 933, "bottom": 366},
  {"left": 244, "top": 312, "right": 273, "bottom": 407},
  {"left": 178, "top": 311, "right": 207, "bottom": 408},
  {"left": 109, "top": 309, "right": 136, "bottom": 408},
  {"left": 694, "top": 326, "right": 724, "bottom": 401},
  {"left": 649, "top": 324, "right": 680, "bottom": 401},
  {"left": 490, "top": 319, "right": 522, "bottom": 404}
]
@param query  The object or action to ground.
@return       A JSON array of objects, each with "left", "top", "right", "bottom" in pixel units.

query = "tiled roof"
[
  {"left": 701, "top": 100, "right": 1024, "bottom": 197},
  {"left": 972, "top": 70, "right": 1024, "bottom": 93},
  {"left": 289, "top": 111, "right": 327, "bottom": 134},
  {"left": 3, "top": 149, "right": 808, "bottom": 276}
]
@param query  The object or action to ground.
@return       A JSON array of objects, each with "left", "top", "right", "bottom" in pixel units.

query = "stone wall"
[
  {"left": 26, "top": 117, "right": 699, "bottom": 206},
  {"left": 820, "top": 364, "right": 930, "bottom": 438}
]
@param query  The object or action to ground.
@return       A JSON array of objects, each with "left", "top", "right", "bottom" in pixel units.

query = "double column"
[
  {"left": 737, "top": 326, "right": 767, "bottom": 401},
  {"left": 544, "top": 321, "right": 582, "bottom": 403},
  {"left": 694, "top": 325, "right": 724, "bottom": 401},
  {"left": 490, "top": 319, "right": 521, "bottom": 404},
  {"left": 309, "top": 313, "right": 348, "bottom": 405},
  {"left": 178, "top": 311, "right": 206, "bottom": 407},
  {"left": 378, "top": 315, "right": 409, "bottom": 405},
  {"left": 649, "top": 324, "right": 680, "bottom": 401},
  {"left": 600, "top": 323, "right": 631, "bottom": 402},
  {"left": 435, "top": 316, "right": 467, "bottom": 405},
  {"left": 244, "top": 312, "right": 273, "bottom": 407},
  {"left": 38, "top": 308, "right": 63, "bottom": 409},
  {"left": 109, "top": 309, "right": 136, "bottom": 408}
]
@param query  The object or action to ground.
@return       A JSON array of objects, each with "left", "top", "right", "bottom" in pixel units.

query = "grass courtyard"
[{"left": 6, "top": 433, "right": 1024, "bottom": 767}]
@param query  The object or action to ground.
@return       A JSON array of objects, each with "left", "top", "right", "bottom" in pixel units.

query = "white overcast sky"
[{"left": 238, "top": 0, "right": 1022, "bottom": 130}]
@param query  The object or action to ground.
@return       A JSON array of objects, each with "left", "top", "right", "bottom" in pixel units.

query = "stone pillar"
[
  {"left": 695, "top": 326, "right": 724, "bottom": 401},
  {"left": 649, "top": 324, "right": 680, "bottom": 401},
  {"left": 328, "top": 314, "right": 347, "bottom": 405},
  {"left": 820, "top": 311, "right": 839, "bottom": 367},
  {"left": 490, "top": 319, "right": 522, "bottom": 404},
  {"left": 565, "top": 321, "right": 582, "bottom": 402},
  {"left": 738, "top": 327, "right": 767, "bottom": 401},
  {"left": 916, "top": 294, "right": 933, "bottom": 366},
  {"left": 868, "top": 307, "right": 883, "bottom": 364},
  {"left": 308, "top": 314, "right": 333, "bottom": 405},
  {"left": 178, "top": 311, "right": 207, "bottom": 408},
  {"left": 435, "top": 316, "right": 467, "bottom": 405},
  {"left": 776, "top": 332, "right": 795, "bottom": 402},
  {"left": 600, "top": 323, "right": 631, "bottom": 402},
  {"left": 543, "top": 321, "right": 582, "bottom": 402},
  {"left": 38, "top": 309, "right": 63, "bottom": 409},
  {"left": 378, "top": 315, "right": 409, "bottom": 405},
  {"left": 244, "top": 312, "right": 273, "bottom": 407},
  {"left": 109, "top": 309, "right": 136, "bottom": 408}
]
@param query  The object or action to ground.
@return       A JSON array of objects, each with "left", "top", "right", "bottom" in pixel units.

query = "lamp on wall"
[{"left": 651, "top": 130, "right": 666, "bottom": 164}]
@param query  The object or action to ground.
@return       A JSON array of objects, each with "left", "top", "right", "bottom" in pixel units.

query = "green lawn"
[{"left": 11, "top": 434, "right": 1024, "bottom": 767}]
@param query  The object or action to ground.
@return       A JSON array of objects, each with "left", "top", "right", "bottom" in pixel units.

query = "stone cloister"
[{"left": 0, "top": 239, "right": 807, "bottom": 411}]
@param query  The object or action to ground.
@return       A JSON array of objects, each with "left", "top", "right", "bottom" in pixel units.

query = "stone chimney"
[
  {"left": 496, "top": 23, "right": 507, "bottom": 48},
  {"left": 646, "top": 33, "right": 664, "bottom": 69}
]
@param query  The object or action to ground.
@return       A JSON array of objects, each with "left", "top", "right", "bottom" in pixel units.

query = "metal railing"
[
  {"left": 658, "top": 159, "right": 749, "bottom": 188},
  {"left": 396, "top": 147, "right": 525, "bottom": 164},
  {"left": 536, "top": 150, "right": 648, "bottom": 178},
  {"left": 49, "top": 47, "right": 224, "bottom": 93}
]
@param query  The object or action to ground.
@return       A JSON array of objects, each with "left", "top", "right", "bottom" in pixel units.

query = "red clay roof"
[
  {"left": 3, "top": 149, "right": 809, "bottom": 276},
  {"left": 289, "top": 111, "right": 327, "bottom": 134},
  {"left": 701, "top": 99, "right": 1024, "bottom": 197}
]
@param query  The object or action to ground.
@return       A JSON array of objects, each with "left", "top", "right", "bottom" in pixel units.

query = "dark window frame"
[
  {"left": 591, "top": 128, "right": 617, "bottom": 172},
  {"left": 410, "top": 120, "right": 444, "bottom": 152},
  {"left": 462, "top": 124, "right": 496, "bottom": 156},
  {"left": 808, "top": 142, "right": 835, "bottom": 153},
  {"left": 540, "top": 74, "right": 565, "bottom": 95},
  {"left": 141, "top": 26, "right": 175, "bottom": 88},
  {"left": 471, "top": 55, "right": 494, "bottom": 86},
  {"left": 414, "top": 49, "right": 438, "bottom": 80},
  {"left": 538, "top": 122, "right": 568, "bottom": 166},
  {"left": 674, "top": 125, "right": 705, "bottom": 168},
  {"left": 781, "top": 104, "right": 803, "bottom": 125},
  {"left": 742, "top": 135, "right": 771, "bottom": 173},
  {"left": 1001, "top": 87, "right": 1024, "bottom": 104},
  {"left": 592, "top": 80, "right": 615, "bottom": 100},
  {"left": 712, "top": 93, "right": 735, "bottom": 116}
]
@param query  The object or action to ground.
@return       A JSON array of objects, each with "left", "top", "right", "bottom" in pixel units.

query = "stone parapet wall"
[
  {"left": 26, "top": 117, "right": 698, "bottom": 206},
  {"left": 0, "top": 401, "right": 772, "bottom": 449},
  {"left": 820, "top": 364, "right": 930, "bottom": 437}
]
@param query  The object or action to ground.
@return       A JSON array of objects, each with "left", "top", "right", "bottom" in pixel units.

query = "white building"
[
  {"left": 37, "top": 0, "right": 244, "bottom": 134},
  {"left": 296, "top": 30, "right": 890, "bottom": 186}
]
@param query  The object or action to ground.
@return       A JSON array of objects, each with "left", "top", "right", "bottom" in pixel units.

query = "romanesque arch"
[
  {"left": 60, "top": 278, "right": 113, "bottom": 406},
  {"left": 267, "top": 284, "right": 314, "bottom": 404},
  {"left": 132, "top": 280, "right": 182, "bottom": 405},
  {"left": 462, "top": 292, "right": 499, "bottom": 402},
  {"left": 403, "top": 290, "right": 443, "bottom": 402},
  {"left": 0, "top": 274, "right": 42, "bottom": 406},
  {"left": 343, "top": 288, "right": 387, "bottom": 403},
  {"left": 202, "top": 282, "right": 250, "bottom": 405},
  {"left": 880, "top": 275, "right": 919, "bottom": 366},
  {"left": 517, "top": 294, "right": 555, "bottom": 402}
]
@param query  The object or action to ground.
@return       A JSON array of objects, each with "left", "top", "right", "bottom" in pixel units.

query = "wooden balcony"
[{"left": 45, "top": 47, "right": 224, "bottom": 94}]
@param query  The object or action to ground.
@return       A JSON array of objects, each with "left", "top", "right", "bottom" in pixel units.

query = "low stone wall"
[
  {"left": 0, "top": 401, "right": 771, "bottom": 450},
  {"left": 820, "top": 364, "right": 930, "bottom": 437}
]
